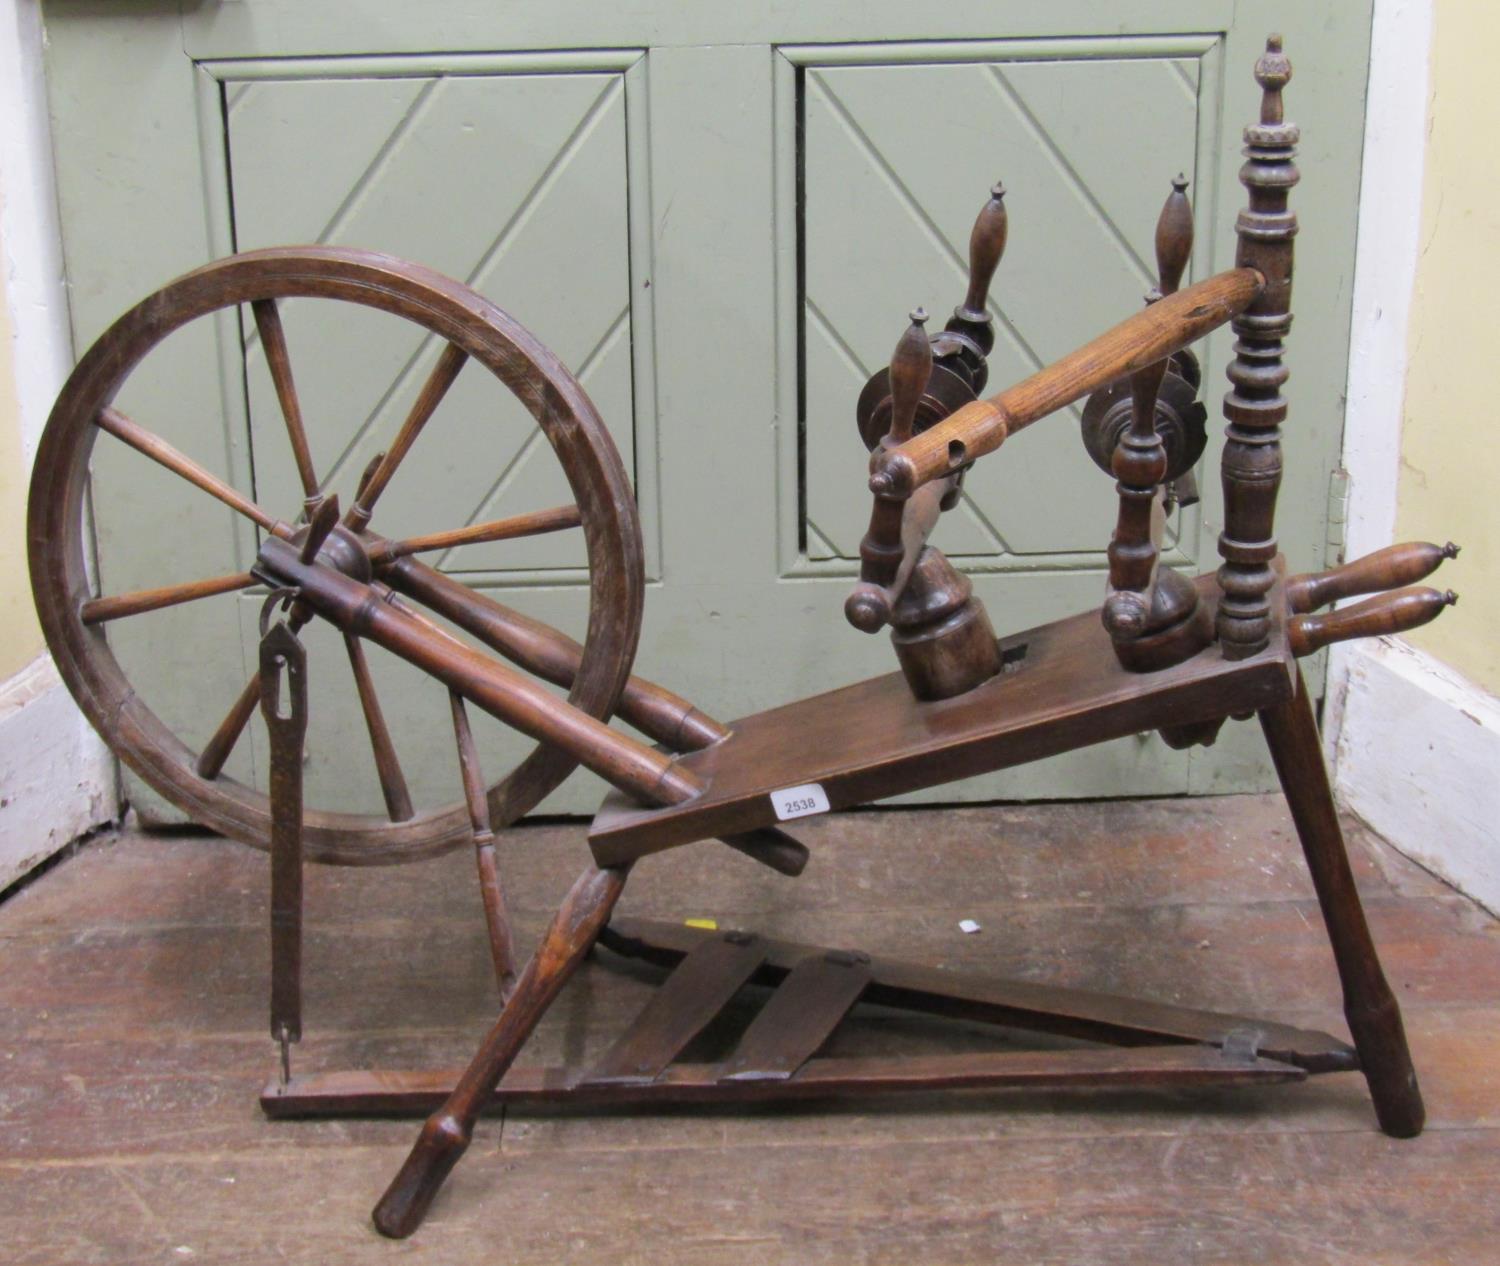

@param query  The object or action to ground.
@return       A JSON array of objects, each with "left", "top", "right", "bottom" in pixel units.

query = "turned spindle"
[
  {"left": 1218, "top": 36, "right": 1298, "bottom": 658},
  {"left": 846, "top": 310, "right": 933, "bottom": 632},
  {"left": 1100, "top": 176, "right": 1208, "bottom": 668}
]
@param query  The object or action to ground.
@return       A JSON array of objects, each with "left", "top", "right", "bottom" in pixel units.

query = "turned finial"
[
  {"left": 1255, "top": 35, "right": 1292, "bottom": 125},
  {"left": 1152, "top": 175, "right": 1193, "bottom": 301},
  {"left": 886, "top": 308, "right": 932, "bottom": 445},
  {"left": 958, "top": 182, "right": 1008, "bottom": 323}
]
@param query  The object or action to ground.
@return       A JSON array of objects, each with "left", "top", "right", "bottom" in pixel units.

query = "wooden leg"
[
  {"left": 1259, "top": 669, "right": 1425, "bottom": 1138},
  {"left": 371, "top": 862, "right": 631, "bottom": 1239}
]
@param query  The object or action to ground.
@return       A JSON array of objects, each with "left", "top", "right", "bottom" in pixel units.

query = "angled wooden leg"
[
  {"left": 1259, "top": 669, "right": 1425, "bottom": 1138},
  {"left": 371, "top": 863, "right": 631, "bottom": 1239}
]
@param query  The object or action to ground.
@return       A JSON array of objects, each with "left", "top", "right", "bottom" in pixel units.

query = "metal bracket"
[{"left": 1220, "top": 1027, "right": 1265, "bottom": 1065}]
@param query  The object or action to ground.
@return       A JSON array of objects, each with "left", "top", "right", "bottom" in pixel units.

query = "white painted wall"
[
  {"left": 1329, "top": 0, "right": 1498, "bottom": 914},
  {"left": 0, "top": 0, "right": 116, "bottom": 889}
]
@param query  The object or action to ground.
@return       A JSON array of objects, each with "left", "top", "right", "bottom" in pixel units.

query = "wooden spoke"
[
  {"left": 81, "top": 570, "right": 256, "bottom": 625},
  {"left": 196, "top": 672, "right": 266, "bottom": 780},
  {"left": 345, "top": 634, "right": 414, "bottom": 822},
  {"left": 449, "top": 690, "right": 518, "bottom": 998},
  {"left": 251, "top": 298, "right": 320, "bottom": 504},
  {"left": 449, "top": 690, "right": 490, "bottom": 833},
  {"left": 96, "top": 406, "right": 281, "bottom": 533},
  {"left": 369, "top": 504, "right": 582, "bottom": 565},
  {"left": 346, "top": 342, "right": 468, "bottom": 531}
]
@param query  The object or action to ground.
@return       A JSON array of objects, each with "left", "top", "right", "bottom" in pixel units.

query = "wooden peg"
[
  {"left": 886, "top": 308, "right": 932, "bottom": 446},
  {"left": 1286, "top": 541, "right": 1459, "bottom": 613},
  {"left": 299, "top": 495, "right": 341, "bottom": 565},
  {"left": 1288, "top": 587, "right": 1456, "bottom": 657},
  {"left": 1154, "top": 175, "right": 1193, "bottom": 300},
  {"left": 952, "top": 183, "right": 1008, "bottom": 338},
  {"left": 848, "top": 310, "right": 934, "bottom": 615}
]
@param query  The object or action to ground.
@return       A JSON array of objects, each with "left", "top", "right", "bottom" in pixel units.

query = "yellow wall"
[
  {"left": 0, "top": 206, "right": 47, "bottom": 681},
  {"left": 1396, "top": 0, "right": 1500, "bottom": 693}
]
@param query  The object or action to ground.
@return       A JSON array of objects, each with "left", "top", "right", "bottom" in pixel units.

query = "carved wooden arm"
[{"left": 869, "top": 266, "right": 1263, "bottom": 500}]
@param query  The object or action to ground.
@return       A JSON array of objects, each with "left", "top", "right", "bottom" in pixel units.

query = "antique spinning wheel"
[{"left": 28, "top": 247, "right": 645, "bottom": 866}]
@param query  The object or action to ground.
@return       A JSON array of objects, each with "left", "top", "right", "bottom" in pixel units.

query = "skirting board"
[
  {"left": 1332, "top": 638, "right": 1500, "bottom": 916},
  {"left": 0, "top": 655, "right": 117, "bottom": 890}
]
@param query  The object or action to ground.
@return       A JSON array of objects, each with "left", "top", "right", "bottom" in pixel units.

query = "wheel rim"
[{"left": 29, "top": 247, "right": 644, "bottom": 865}]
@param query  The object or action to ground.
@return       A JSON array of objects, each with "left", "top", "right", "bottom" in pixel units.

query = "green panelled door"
[{"left": 41, "top": 4, "right": 1372, "bottom": 822}]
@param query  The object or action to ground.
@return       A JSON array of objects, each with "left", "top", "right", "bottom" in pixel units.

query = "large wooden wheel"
[{"left": 29, "top": 247, "right": 644, "bottom": 866}]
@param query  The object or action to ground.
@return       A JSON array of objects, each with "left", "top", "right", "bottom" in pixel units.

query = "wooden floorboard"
[{"left": 1, "top": 794, "right": 1495, "bottom": 1263}]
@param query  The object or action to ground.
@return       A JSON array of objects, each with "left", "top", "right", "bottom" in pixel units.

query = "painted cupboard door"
[
  {"left": 41, "top": 5, "right": 1373, "bottom": 823},
  {"left": 222, "top": 64, "right": 641, "bottom": 814}
]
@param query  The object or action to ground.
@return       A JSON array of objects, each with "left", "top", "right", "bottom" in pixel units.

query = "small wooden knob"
[
  {"left": 886, "top": 308, "right": 932, "bottom": 445},
  {"left": 299, "top": 495, "right": 341, "bottom": 565},
  {"left": 1154, "top": 175, "right": 1193, "bottom": 299},
  {"left": 958, "top": 182, "right": 1008, "bottom": 323},
  {"left": 844, "top": 583, "right": 892, "bottom": 634}
]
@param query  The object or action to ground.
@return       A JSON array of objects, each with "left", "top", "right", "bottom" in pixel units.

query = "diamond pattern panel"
[
  {"left": 228, "top": 71, "right": 632, "bottom": 577},
  {"left": 803, "top": 56, "right": 1201, "bottom": 563}
]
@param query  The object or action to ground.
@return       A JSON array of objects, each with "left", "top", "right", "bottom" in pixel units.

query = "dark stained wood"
[
  {"left": 8, "top": 795, "right": 1493, "bottom": 1262},
  {"left": 370, "top": 863, "right": 631, "bottom": 1239},
  {"left": 602, "top": 917, "right": 1356, "bottom": 1071},
  {"left": 1093, "top": 177, "right": 1214, "bottom": 673},
  {"left": 94, "top": 405, "right": 285, "bottom": 534},
  {"left": 1288, "top": 586, "right": 1457, "bottom": 657},
  {"left": 1217, "top": 37, "right": 1298, "bottom": 658},
  {"left": 581, "top": 931, "right": 768, "bottom": 1086},
  {"left": 385, "top": 557, "right": 725, "bottom": 752},
  {"left": 871, "top": 267, "right": 1262, "bottom": 498},
  {"left": 1153, "top": 174, "right": 1193, "bottom": 299},
  {"left": 952, "top": 181, "right": 1008, "bottom": 339},
  {"left": 366, "top": 503, "right": 581, "bottom": 563},
  {"left": 847, "top": 311, "right": 934, "bottom": 626},
  {"left": 195, "top": 671, "right": 269, "bottom": 782},
  {"left": 886, "top": 546, "right": 1002, "bottom": 700},
  {"left": 843, "top": 478, "right": 948, "bottom": 634},
  {"left": 719, "top": 951, "right": 872, "bottom": 1082},
  {"left": 1259, "top": 671, "right": 1425, "bottom": 1138},
  {"left": 344, "top": 341, "right": 468, "bottom": 534},
  {"left": 366, "top": 561, "right": 809, "bottom": 875},
  {"left": 259, "top": 622, "right": 307, "bottom": 1056},
  {"left": 257, "top": 534, "right": 699, "bottom": 809},
  {"left": 448, "top": 691, "right": 517, "bottom": 1001},
  {"left": 590, "top": 575, "right": 1296, "bottom": 864},
  {"left": 31, "top": 247, "right": 646, "bottom": 866},
  {"left": 267, "top": 1045, "right": 1306, "bottom": 1117},
  {"left": 1286, "top": 540, "right": 1459, "bottom": 613},
  {"left": 79, "top": 569, "right": 255, "bottom": 624},
  {"left": 24, "top": 35, "right": 1466, "bottom": 1248},
  {"left": 250, "top": 297, "right": 321, "bottom": 509},
  {"left": 343, "top": 634, "right": 414, "bottom": 823}
]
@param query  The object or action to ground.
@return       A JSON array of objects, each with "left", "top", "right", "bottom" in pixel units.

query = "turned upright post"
[{"left": 1218, "top": 36, "right": 1298, "bottom": 658}]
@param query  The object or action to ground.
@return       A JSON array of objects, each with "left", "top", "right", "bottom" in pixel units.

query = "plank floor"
[{"left": 1, "top": 795, "right": 1495, "bottom": 1264}]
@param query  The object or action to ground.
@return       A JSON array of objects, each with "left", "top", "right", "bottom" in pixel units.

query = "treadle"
[
  {"left": 589, "top": 578, "right": 1297, "bottom": 866},
  {"left": 602, "top": 918, "right": 1358, "bottom": 1072},
  {"left": 580, "top": 931, "right": 767, "bottom": 1086},
  {"left": 261, "top": 914, "right": 1350, "bottom": 1119},
  {"left": 718, "top": 950, "right": 871, "bottom": 1082}
]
